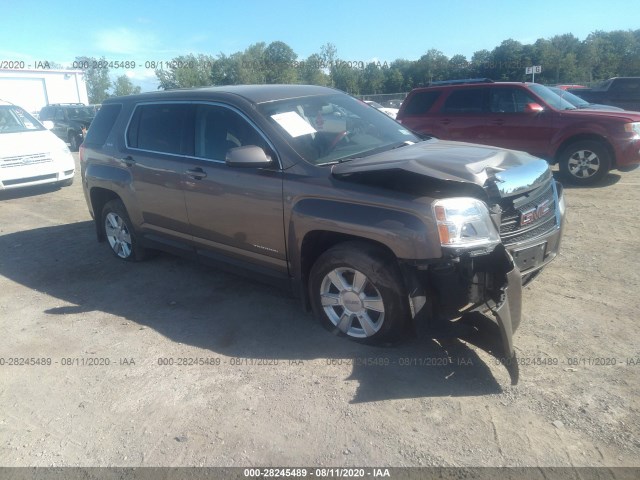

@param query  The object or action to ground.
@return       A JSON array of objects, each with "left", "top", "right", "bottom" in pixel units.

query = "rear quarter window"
[
  {"left": 84, "top": 104, "right": 122, "bottom": 146},
  {"left": 402, "top": 91, "right": 442, "bottom": 115},
  {"left": 441, "top": 88, "right": 485, "bottom": 113},
  {"left": 126, "top": 103, "right": 194, "bottom": 155}
]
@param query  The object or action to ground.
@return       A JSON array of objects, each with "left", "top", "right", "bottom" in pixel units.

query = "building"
[{"left": 0, "top": 69, "right": 89, "bottom": 114}]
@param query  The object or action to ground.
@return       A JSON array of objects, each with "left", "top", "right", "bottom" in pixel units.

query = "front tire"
[
  {"left": 309, "top": 242, "right": 409, "bottom": 345},
  {"left": 101, "top": 199, "right": 147, "bottom": 261},
  {"left": 69, "top": 133, "right": 81, "bottom": 152},
  {"left": 559, "top": 140, "right": 611, "bottom": 185}
]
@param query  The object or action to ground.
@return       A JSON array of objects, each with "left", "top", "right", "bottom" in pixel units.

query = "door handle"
[
  {"left": 121, "top": 156, "right": 135, "bottom": 167},
  {"left": 185, "top": 168, "right": 207, "bottom": 179}
]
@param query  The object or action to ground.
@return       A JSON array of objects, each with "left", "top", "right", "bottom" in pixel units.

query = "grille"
[
  {"left": 499, "top": 182, "right": 557, "bottom": 245},
  {"left": 1, "top": 152, "right": 53, "bottom": 169}
]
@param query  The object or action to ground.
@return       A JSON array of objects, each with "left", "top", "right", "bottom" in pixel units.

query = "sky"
[{"left": 1, "top": 0, "right": 637, "bottom": 92}]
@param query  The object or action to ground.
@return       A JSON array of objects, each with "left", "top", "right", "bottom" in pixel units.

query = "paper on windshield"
[{"left": 271, "top": 112, "right": 316, "bottom": 138}]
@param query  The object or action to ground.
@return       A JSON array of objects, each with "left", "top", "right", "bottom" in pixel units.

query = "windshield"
[
  {"left": 258, "top": 94, "right": 419, "bottom": 165},
  {"left": 67, "top": 106, "right": 96, "bottom": 119},
  {"left": 548, "top": 87, "right": 589, "bottom": 108},
  {"left": 528, "top": 84, "right": 576, "bottom": 110},
  {"left": 0, "top": 105, "right": 45, "bottom": 134}
]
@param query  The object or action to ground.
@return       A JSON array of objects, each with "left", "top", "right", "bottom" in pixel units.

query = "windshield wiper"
[{"left": 317, "top": 156, "right": 360, "bottom": 166}]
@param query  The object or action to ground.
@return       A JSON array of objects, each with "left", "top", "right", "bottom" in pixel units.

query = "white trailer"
[{"left": 0, "top": 69, "right": 89, "bottom": 114}]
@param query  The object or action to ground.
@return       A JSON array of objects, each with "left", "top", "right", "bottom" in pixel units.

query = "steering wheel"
[{"left": 329, "top": 130, "right": 349, "bottom": 150}]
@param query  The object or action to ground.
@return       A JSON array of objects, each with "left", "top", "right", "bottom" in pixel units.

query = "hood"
[
  {"left": 332, "top": 139, "right": 552, "bottom": 197},
  {"left": 0, "top": 129, "right": 68, "bottom": 158},
  {"left": 560, "top": 108, "right": 640, "bottom": 121}
]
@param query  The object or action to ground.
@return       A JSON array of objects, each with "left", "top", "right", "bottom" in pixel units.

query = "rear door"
[
  {"left": 122, "top": 103, "right": 192, "bottom": 246},
  {"left": 181, "top": 103, "right": 287, "bottom": 277},
  {"left": 435, "top": 88, "right": 490, "bottom": 143}
]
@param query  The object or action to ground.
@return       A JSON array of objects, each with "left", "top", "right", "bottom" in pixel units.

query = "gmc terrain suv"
[
  {"left": 39, "top": 103, "right": 96, "bottom": 151},
  {"left": 396, "top": 79, "right": 640, "bottom": 185},
  {"left": 81, "top": 85, "right": 565, "bottom": 365}
]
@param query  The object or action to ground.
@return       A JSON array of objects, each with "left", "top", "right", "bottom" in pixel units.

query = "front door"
[{"left": 182, "top": 104, "right": 287, "bottom": 276}]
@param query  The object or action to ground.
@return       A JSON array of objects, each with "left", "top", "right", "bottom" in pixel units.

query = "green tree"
[
  {"left": 298, "top": 53, "right": 330, "bottom": 86},
  {"left": 112, "top": 75, "right": 141, "bottom": 96},
  {"left": 470, "top": 49, "right": 493, "bottom": 78},
  {"left": 414, "top": 49, "right": 449, "bottom": 84},
  {"left": 491, "top": 39, "right": 524, "bottom": 80},
  {"left": 156, "top": 54, "right": 215, "bottom": 89},
  {"left": 331, "top": 64, "right": 360, "bottom": 94},
  {"left": 361, "top": 62, "right": 385, "bottom": 94},
  {"left": 448, "top": 54, "right": 470, "bottom": 80},
  {"left": 384, "top": 67, "right": 404, "bottom": 93},
  {"left": 263, "top": 41, "right": 298, "bottom": 84},
  {"left": 75, "top": 56, "right": 110, "bottom": 103}
]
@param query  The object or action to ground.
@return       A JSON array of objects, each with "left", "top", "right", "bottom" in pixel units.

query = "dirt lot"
[{"left": 0, "top": 154, "right": 639, "bottom": 469}]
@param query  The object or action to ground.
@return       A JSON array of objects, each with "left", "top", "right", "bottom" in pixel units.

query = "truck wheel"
[
  {"left": 309, "top": 242, "right": 408, "bottom": 345},
  {"left": 69, "top": 133, "right": 80, "bottom": 151},
  {"left": 101, "top": 199, "right": 147, "bottom": 261},
  {"left": 559, "top": 140, "right": 611, "bottom": 185}
]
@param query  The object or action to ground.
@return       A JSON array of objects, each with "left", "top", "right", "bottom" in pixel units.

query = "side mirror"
[
  {"left": 524, "top": 103, "right": 544, "bottom": 113},
  {"left": 225, "top": 145, "right": 272, "bottom": 168},
  {"left": 42, "top": 120, "right": 54, "bottom": 129}
]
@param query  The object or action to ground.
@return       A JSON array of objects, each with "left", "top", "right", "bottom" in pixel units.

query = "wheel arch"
[
  {"left": 89, "top": 187, "right": 121, "bottom": 241},
  {"left": 553, "top": 134, "right": 615, "bottom": 166},
  {"left": 298, "top": 231, "right": 400, "bottom": 311}
]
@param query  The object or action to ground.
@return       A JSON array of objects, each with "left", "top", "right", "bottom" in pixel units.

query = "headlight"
[
  {"left": 432, "top": 197, "right": 500, "bottom": 255},
  {"left": 624, "top": 122, "right": 640, "bottom": 137}
]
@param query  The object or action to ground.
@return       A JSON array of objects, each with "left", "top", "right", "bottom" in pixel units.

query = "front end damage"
[
  {"left": 402, "top": 163, "right": 566, "bottom": 385},
  {"left": 332, "top": 144, "right": 566, "bottom": 383}
]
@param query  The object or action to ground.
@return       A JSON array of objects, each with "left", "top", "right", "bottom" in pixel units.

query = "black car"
[{"left": 39, "top": 103, "right": 96, "bottom": 151}]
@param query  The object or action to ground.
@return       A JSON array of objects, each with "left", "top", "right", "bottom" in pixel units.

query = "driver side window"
[
  {"left": 490, "top": 88, "right": 536, "bottom": 113},
  {"left": 195, "top": 105, "right": 270, "bottom": 161}
]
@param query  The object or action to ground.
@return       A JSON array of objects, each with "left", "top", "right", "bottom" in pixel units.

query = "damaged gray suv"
[{"left": 81, "top": 85, "right": 565, "bottom": 364}]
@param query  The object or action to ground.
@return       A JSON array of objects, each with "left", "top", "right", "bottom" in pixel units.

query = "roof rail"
[
  {"left": 427, "top": 78, "right": 494, "bottom": 86},
  {"left": 47, "top": 103, "right": 86, "bottom": 106}
]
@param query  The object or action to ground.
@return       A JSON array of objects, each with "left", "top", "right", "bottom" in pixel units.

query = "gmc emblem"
[{"left": 520, "top": 200, "right": 552, "bottom": 227}]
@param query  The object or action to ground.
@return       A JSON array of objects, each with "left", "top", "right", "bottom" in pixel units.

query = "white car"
[
  {"left": 0, "top": 100, "right": 75, "bottom": 190},
  {"left": 364, "top": 100, "right": 399, "bottom": 119}
]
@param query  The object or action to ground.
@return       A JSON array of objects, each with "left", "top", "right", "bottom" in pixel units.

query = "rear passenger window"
[
  {"left": 127, "top": 104, "right": 194, "bottom": 155},
  {"left": 403, "top": 91, "right": 441, "bottom": 115},
  {"left": 84, "top": 104, "right": 122, "bottom": 146},
  {"left": 442, "top": 89, "right": 485, "bottom": 113}
]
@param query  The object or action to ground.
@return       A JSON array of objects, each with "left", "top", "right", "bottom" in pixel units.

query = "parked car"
[
  {"left": 396, "top": 79, "right": 640, "bottom": 185},
  {"left": 548, "top": 86, "right": 625, "bottom": 111},
  {"left": 363, "top": 100, "right": 399, "bottom": 119},
  {"left": 0, "top": 100, "right": 75, "bottom": 190},
  {"left": 553, "top": 84, "right": 587, "bottom": 91},
  {"left": 568, "top": 77, "right": 640, "bottom": 111},
  {"left": 81, "top": 85, "right": 565, "bottom": 363},
  {"left": 39, "top": 103, "right": 96, "bottom": 151},
  {"left": 383, "top": 99, "right": 404, "bottom": 109}
]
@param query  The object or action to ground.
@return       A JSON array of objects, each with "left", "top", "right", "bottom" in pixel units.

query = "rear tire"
[
  {"left": 101, "top": 199, "right": 148, "bottom": 261},
  {"left": 309, "top": 242, "right": 409, "bottom": 345},
  {"left": 559, "top": 140, "right": 611, "bottom": 185}
]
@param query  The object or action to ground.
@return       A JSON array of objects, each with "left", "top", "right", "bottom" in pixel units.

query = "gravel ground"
[{"left": 0, "top": 154, "right": 638, "bottom": 469}]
